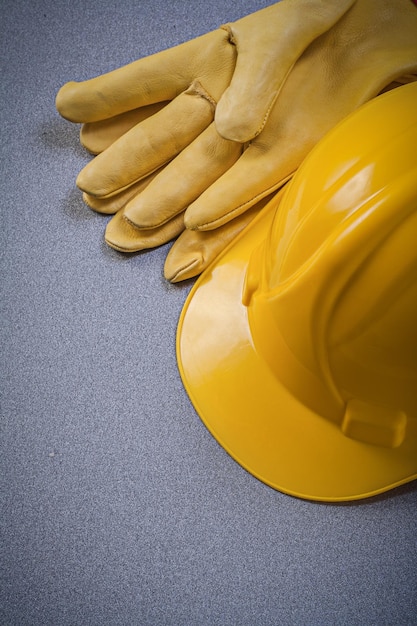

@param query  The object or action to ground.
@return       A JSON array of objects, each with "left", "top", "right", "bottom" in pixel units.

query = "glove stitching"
[
  {"left": 195, "top": 173, "right": 295, "bottom": 230},
  {"left": 168, "top": 257, "right": 201, "bottom": 282},
  {"left": 123, "top": 210, "right": 184, "bottom": 231},
  {"left": 252, "top": 62, "right": 295, "bottom": 139},
  {"left": 219, "top": 24, "right": 236, "bottom": 46},
  {"left": 185, "top": 80, "right": 217, "bottom": 112},
  {"left": 123, "top": 214, "right": 153, "bottom": 231}
]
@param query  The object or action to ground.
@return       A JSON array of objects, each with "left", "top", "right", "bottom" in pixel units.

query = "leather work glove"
[
  {"left": 55, "top": 0, "right": 356, "bottom": 280},
  {"left": 56, "top": 0, "right": 417, "bottom": 282}
]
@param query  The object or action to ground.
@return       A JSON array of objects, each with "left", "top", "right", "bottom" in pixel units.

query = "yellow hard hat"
[{"left": 177, "top": 82, "right": 417, "bottom": 501}]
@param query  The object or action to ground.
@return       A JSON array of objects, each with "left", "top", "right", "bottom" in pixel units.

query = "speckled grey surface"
[{"left": 1, "top": 1, "right": 416, "bottom": 625}]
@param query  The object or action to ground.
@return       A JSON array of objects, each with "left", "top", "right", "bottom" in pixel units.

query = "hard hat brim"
[{"left": 176, "top": 196, "right": 417, "bottom": 502}]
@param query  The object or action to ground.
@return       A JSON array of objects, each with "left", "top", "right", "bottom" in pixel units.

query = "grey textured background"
[{"left": 1, "top": 1, "right": 416, "bottom": 625}]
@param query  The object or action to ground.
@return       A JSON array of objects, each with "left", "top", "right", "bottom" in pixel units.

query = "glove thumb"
[{"left": 215, "top": 0, "right": 355, "bottom": 142}]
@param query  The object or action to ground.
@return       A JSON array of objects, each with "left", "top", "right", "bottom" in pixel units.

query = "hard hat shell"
[{"left": 177, "top": 82, "right": 417, "bottom": 501}]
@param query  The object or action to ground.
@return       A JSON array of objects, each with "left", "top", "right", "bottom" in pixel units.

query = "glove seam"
[
  {"left": 185, "top": 80, "right": 217, "bottom": 112},
  {"left": 166, "top": 257, "right": 201, "bottom": 282},
  {"left": 219, "top": 23, "right": 236, "bottom": 46},
  {"left": 194, "top": 173, "right": 295, "bottom": 231},
  {"left": 123, "top": 211, "right": 184, "bottom": 231}
]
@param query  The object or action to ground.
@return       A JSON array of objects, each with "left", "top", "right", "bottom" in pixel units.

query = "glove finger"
[
  {"left": 122, "top": 122, "right": 242, "bottom": 230},
  {"left": 83, "top": 168, "right": 164, "bottom": 214},
  {"left": 76, "top": 84, "right": 216, "bottom": 198},
  {"left": 184, "top": 143, "right": 298, "bottom": 231},
  {"left": 80, "top": 102, "right": 169, "bottom": 154},
  {"left": 56, "top": 29, "right": 234, "bottom": 123},
  {"left": 105, "top": 210, "right": 185, "bottom": 253},
  {"left": 164, "top": 193, "right": 274, "bottom": 283},
  {"left": 215, "top": 0, "right": 356, "bottom": 142}
]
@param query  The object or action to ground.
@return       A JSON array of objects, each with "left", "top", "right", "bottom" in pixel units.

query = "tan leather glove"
[
  {"left": 56, "top": 1, "right": 355, "bottom": 276},
  {"left": 56, "top": 0, "right": 417, "bottom": 282}
]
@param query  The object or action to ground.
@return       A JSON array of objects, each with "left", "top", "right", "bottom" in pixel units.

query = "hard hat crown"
[{"left": 244, "top": 82, "right": 417, "bottom": 449}]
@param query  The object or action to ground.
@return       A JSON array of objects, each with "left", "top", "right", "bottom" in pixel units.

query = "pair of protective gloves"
[{"left": 56, "top": 0, "right": 417, "bottom": 282}]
